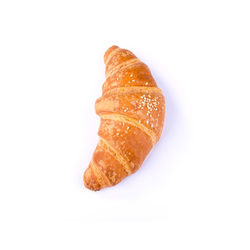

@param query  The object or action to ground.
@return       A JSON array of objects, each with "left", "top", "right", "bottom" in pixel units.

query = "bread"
[{"left": 83, "top": 46, "right": 166, "bottom": 191}]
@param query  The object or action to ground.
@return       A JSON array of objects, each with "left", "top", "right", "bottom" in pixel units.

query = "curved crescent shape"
[{"left": 83, "top": 46, "right": 166, "bottom": 191}]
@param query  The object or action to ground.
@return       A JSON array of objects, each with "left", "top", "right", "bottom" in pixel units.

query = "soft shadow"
[
  {"left": 83, "top": 67, "right": 187, "bottom": 200},
  {"left": 78, "top": 62, "right": 189, "bottom": 201}
]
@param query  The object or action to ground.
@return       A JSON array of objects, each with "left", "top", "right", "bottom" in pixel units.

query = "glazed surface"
[{"left": 84, "top": 46, "right": 165, "bottom": 191}]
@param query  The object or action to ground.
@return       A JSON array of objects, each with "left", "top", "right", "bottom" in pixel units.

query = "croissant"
[{"left": 83, "top": 46, "right": 166, "bottom": 191}]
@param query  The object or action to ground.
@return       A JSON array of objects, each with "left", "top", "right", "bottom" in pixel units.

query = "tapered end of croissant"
[
  {"left": 104, "top": 45, "right": 119, "bottom": 64},
  {"left": 83, "top": 165, "right": 103, "bottom": 191}
]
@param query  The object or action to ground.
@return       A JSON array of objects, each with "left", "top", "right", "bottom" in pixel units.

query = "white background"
[{"left": 0, "top": 0, "right": 249, "bottom": 249}]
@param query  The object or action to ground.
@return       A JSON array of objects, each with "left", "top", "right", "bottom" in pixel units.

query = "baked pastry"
[{"left": 84, "top": 46, "right": 165, "bottom": 191}]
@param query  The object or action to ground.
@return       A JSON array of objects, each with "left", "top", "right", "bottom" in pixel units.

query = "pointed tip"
[
  {"left": 104, "top": 45, "right": 120, "bottom": 64},
  {"left": 83, "top": 166, "right": 102, "bottom": 191}
]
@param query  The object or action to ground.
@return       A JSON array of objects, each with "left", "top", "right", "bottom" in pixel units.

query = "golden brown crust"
[
  {"left": 99, "top": 114, "right": 157, "bottom": 144},
  {"left": 84, "top": 46, "right": 165, "bottom": 191}
]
